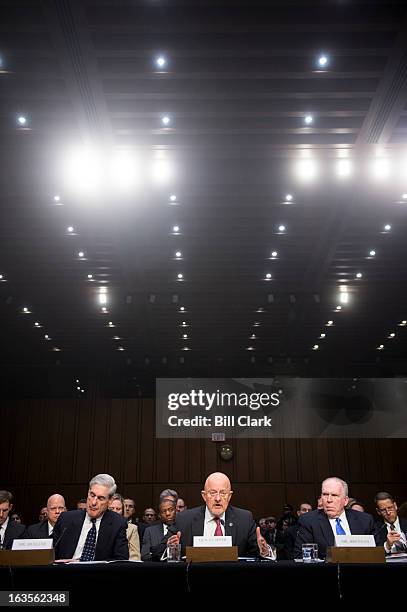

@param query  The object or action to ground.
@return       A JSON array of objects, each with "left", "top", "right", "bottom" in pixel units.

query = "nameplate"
[
  {"left": 12, "top": 538, "right": 53, "bottom": 550},
  {"left": 334, "top": 535, "right": 375, "bottom": 548},
  {"left": 193, "top": 536, "right": 232, "bottom": 547}
]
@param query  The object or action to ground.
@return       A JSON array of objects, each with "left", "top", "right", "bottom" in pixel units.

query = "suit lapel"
[
  {"left": 191, "top": 507, "right": 206, "bottom": 542},
  {"left": 318, "top": 512, "right": 335, "bottom": 547},
  {"left": 95, "top": 511, "right": 111, "bottom": 558},
  {"left": 224, "top": 507, "right": 237, "bottom": 543}
]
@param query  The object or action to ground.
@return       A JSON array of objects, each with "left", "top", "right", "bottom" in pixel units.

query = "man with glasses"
[
  {"left": 374, "top": 491, "right": 407, "bottom": 554},
  {"left": 0, "top": 491, "right": 26, "bottom": 549},
  {"left": 294, "top": 477, "right": 375, "bottom": 559},
  {"left": 53, "top": 473, "right": 128, "bottom": 561},
  {"left": 27, "top": 494, "right": 66, "bottom": 538},
  {"left": 165, "top": 472, "right": 275, "bottom": 559}
]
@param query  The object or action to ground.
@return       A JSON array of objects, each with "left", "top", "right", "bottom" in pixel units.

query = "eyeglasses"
[
  {"left": 205, "top": 490, "right": 230, "bottom": 498},
  {"left": 377, "top": 504, "right": 396, "bottom": 514}
]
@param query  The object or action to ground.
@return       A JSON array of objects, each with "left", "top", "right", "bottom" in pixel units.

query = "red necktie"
[{"left": 214, "top": 518, "right": 223, "bottom": 536}]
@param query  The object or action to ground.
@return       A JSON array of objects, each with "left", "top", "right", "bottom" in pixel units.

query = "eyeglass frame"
[{"left": 203, "top": 490, "right": 232, "bottom": 499}]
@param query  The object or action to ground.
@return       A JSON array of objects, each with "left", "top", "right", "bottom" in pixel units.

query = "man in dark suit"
[
  {"left": 374, "top": 491, "right": 407, "bottom": 554},
  {"left": 27, "top": 494, "right": 66, "bottom": 539},
  {"left": 141, "top": 499, "right": 176, "bottom": 560},
  {"left": 0, "top": 490, "right": 26, "bottom": 549},
  {"left": 294, "top": 477, "right": 375, "bottom": 559},
  {"left": 165, "top": 472, "right": 275, "bottom": 559},
  {"left": 53, "top": 473, "right": 128, "bottom": 561},
  {"left": 279, "top": 502, "right": 312, "bottom": 560}
]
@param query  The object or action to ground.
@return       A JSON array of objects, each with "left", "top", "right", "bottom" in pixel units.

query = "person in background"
[
  {"left": 279, "top": 502, "right": 312, "bottom": 560},
  {"left": 39, "top": 507, "right": 48, "bottom": 522},
  {"left": 346, "top": 498, "right": 365, "bottom": 512},
  {"left": 374, "top": 491, "right": 407, "bottom": 554},
  {"left": 11, "top": 513, "right": 23, "bottom": 524},
  {"left": 109, "top": 493, "right": 140, "bottom": 560},
  {"left": 0, "top": 491, "right": 26, "bottom": 549},
  {"left": 76, "top": 499, "right": 87, "bottom": 511},
  {"left": 27, "top": 494, "right": 66, "bottom": 538},
  {"left": 123, "top": 498, "right": 136, "bottom": 523},
  {"left": 176, "top": 498, "right": 187, "bottom": 513},
  {"left": 141, "top": 499, "right": 177, "bottom": 561}
]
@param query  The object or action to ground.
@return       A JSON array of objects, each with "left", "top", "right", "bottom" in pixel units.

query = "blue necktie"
[
  {"left": 80, "top": 519, "right": 97, "bottom": 561},
  {"left": 335, "top": 517, "right": 346, "bottom": 535}
]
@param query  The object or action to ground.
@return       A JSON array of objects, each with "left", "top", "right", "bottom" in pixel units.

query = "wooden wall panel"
[{"left": 1, "top": 398, "right": 407, "bottom": 526}]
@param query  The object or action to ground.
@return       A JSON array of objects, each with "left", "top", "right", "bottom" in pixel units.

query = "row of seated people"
[{"left": 1, "top": 474, "right": 406, "bottom": 561}]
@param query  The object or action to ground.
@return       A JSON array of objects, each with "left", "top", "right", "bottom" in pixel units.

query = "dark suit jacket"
[
  {"left": 141, "top": 522, "right": 167, "bottom": 561},
  {"left": 26, "top": 521, "right": 51, "bottom": 539},
  {"left": 53, "top": 510, "right": 129, "bottom": 561},
  {"left": 2, "top": 521, "right": 26, "bottom": 549},
  {"left": 294, "top": 509, "right": 375, "bottom": 559},
  {"left": 168, "top": 505, "right": 259, "bottom": 558},
  {"left": 374, "top": 518, "right": 407, "bottom": 549},
  {"left": 278, "top": 524, "right": 300, "bottom": 560}
]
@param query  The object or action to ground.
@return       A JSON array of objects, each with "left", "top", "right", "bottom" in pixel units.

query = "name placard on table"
[{"left": 193, "top": 536, "right": 232, "bottom": 547}]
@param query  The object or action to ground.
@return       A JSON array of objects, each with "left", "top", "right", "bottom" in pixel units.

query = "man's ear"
[{"left": 229, "top": 490, "right": 233, "bottom": 500}]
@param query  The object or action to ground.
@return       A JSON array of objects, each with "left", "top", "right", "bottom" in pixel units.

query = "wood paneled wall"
[{"left": 1, "top": 398, "right": 407, "bottom": 524}]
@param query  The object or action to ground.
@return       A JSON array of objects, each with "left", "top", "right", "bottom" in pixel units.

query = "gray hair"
[
  {"left": 321, "top": 477, "right": 348, "bottom": 497},
  {"left": 159, "top": 488, "right": 178, "bottom": 503},
  {"left": 89, "top": 474, "right": 117, "bottom": 497}
]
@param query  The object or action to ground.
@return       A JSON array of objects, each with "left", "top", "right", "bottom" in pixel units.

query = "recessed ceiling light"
[
  {"left": 169, "top": 194, "right": 177, "bottom": 202},
  {"left": 317, "top": 55, "right": 328, "bottom": 67},
  {"left": 17, "top": 115, "right": 27, "bottom": 126},
  {"left": 271, "top": 250, "right": 278, "bottom": 258},
  {"left": 117, "top": 346, "right": 125, "bottom": 351},
  {"left": 250, "top": 334, "right": 258, "bottom": 339},
  {"left": 304, "top": 115, "right": 313, "bottom": 125},
  {"left": 179, "top": 306, "right": 185, "bottom": 311},
  {"left": 34, "top": 322, "right": 40, "bottom": 327},
  {"left": 161, "top": 115, "right": 171, "bottom": 126},
  {"left": 87, "top": 274, "right": 93, "bottom": 279},
  {"left": 53, "top": 195, "right": 61, "bottom": 202},
  {"left": 175, "top": 251, "right": 182, "bottom": 258},
  {"left": 101, "top": 307, "right": 107, "bottom": 313},
  {"left": 388, "top": 332, "right": 395, "bottom": 338},
  {"left": 113, "top": 336, "right": 121, "bottom": 340},
  {"left": 22, "top": 307, "right": 30, "bottom": 313},
  {"left": 312, "top": 344, "right": 319, "bottom": 350},
  {"left": 327, "top": 320, "right": 334, "bottom": 326},
  {"left": 177, "top": 273, "right": 183, "bottom": 280},
  {"left": 67, "top": 226, "right": 74, "bottom": 233},
  {"left": 182, "top": 334, "right": 188, "bottom": 339},
  {"left": 182, "top": 346, "right": 190, "bottom": 351},
  {"left": 285, "top": 194, "right": 293, "bottom": 201},
  {"left": 384, "top": 224, "right": 391, "bottom": 231},
  {"left": 78, "top": 251, "right": 85, "bottom": 258},
  {"left": 369, "top": 250, "right": 376, "bottom": 257},
  {"left": 246, "top": 346, "right": 255, "bottom": 351},
  {"left": 0, "top": 275, "right": 3, "bottom": 280},
  {"left": 335, "top": 305, "right": 342, "bottom": 311},
  {"left": 172, "top": 225, "right": 180, "bottom": 233},
  {"left": 319, "top": 333, "right": 326, "bottom": 339},
  {"left": 401, "top": 193, "right": 407, "bottom": 200},
  {"left": 253, "top": 322, "right": 261, "bottom": 327},
  {"left": 265, "top": 273, "right": 272, "bottom": 280},
  {"left": 377, "top": 344, "right": 384, "bottom": 350},
  {"left": 356, "top": 272, "right": 362, "bottom": 279},
  {"left": 44, "top": 334, "right": 51, "bottom": 340},
  {"left": 278, "top": 224, "right": 286, "bottom": 232},
  {"left": 155, "top": 56, "right": 167, "bottom": 68},
  {"left": 108, "top": 321, "right": 115, "bottom": 327},
  {"left": 399, "top": 320, "right": 407, "bottom": 326}
]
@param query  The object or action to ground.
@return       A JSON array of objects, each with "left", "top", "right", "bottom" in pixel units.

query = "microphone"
[{"left": 53, "top": 526, "right": 68, "bottom": 551}]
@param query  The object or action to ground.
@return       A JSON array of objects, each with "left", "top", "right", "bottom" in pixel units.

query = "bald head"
[
  {"left": 204, "top": 472, "right": 231, "bottom": 492},
  {"left": 202, "top": 472, "right": 233, "bottom": 517},
  {"left": 46, "top": 494, "right": 66, "bottom": 526}
]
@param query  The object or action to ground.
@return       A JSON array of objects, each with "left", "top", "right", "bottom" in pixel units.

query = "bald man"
[
  {"left": 163, "top": 472, "right": 275, "bottom": 560},
  {"left": 27, "top": 494, "right": 66, "bottom": 538}
]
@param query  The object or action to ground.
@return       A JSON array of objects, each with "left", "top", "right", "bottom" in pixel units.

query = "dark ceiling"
[{"left": 1, "top": 0, "right": 407, "bottom": 396}]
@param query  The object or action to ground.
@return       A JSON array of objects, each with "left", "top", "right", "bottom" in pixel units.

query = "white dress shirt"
[
  {"left": 0, "top": 517, "right": 9, "bottom": 546},
  {"left": 329, "top": 511, "right": 351, "bottom": 537},
  {"left": 204, "top": 507, "right": 225, "bottom": 537}
]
